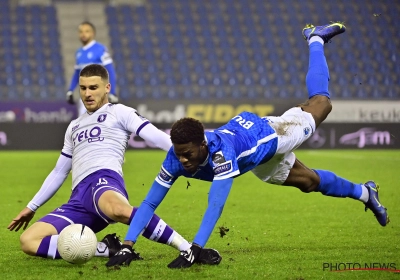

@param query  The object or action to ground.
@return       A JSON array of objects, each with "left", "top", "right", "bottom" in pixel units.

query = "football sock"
[
  {"left": 36, "top": 235, "right": 61, "bottom": 259},
  {"left": 309, "top": 36, "right": 324, "bottom": 45},
  {"left": 129, "top": 208, "right": 190, "bottom": 251},
  {"left": 36, "top": 235, "right": 111, "bottom": 258},
  {"left": 314, "top": 169, "right": 367, "bottom": 202},
  {"left": 306, "top": 41, "right": 330, "bottom": 99},
  {"left": 95, "top": 242, "right": 110, "bottom": 257}
]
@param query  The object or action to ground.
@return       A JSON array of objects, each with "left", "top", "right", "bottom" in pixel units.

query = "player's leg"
[
  {"left": 19, "top": 221, "right": 57, "bottom": 257},
  {"left": 19, "top": 207, "right": 118, "bottom": 259},
  {"left": 283, "top": 158, "right": 389, "bottom": 226},
  {"left": 298, "top": 22, "right": 346, "bottom": 128},
  {"left": 98, "top": 190, "right": 192, "bottom": 251},
  {"left": 96, "top": 174, "right": 221, "bottom": 264}
]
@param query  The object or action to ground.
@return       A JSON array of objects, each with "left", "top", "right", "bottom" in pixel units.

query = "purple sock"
[
  {"left": 129, "top": 207, "right": 174, "bottom": 244},
  {"left": 36, "top": 235, "right": 61, "bottom": 259}
]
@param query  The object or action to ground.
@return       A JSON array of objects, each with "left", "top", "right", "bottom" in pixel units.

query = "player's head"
[
  {"left": 78, "top": 21, "right": 96, "bottom": 45},
  {"left": 170, "top": 118, "right": 208, "bottom": 173},
  {"left": 79, "top": 64, "right": 111, "bottom": 112}
]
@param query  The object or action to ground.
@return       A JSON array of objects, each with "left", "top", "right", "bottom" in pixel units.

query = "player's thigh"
[
  {"left": 21, "top": 221, "right": 57, "bottom": 242},
  {"left": 266, "top": 107, "right": 315, "bottom": 152},
  {"left": 282, "top": 158, "right": 320, "bottom": 192},
  {"left": 251, "top": 151, "right": 296, "bottom": 185},
  {"left": 97, "top": 190, "right": 133, "bottom": 224},
  {"left": 298, "top": 95, "right": 332, "bottom": 128}
]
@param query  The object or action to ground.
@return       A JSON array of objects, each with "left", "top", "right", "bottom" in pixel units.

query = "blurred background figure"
[{"left": 66, "top": 21, "right": 118, "bottom": 116}]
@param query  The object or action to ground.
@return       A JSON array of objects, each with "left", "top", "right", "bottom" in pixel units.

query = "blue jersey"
[
  {"left": 68, "top": 40, "right": 117, "bottom": 94},
  {"left": 74, "top": 40, "right": 113, "bottom": 70},
  {"left": 156, "top": 112, "right": 278, "bottom": 188}
]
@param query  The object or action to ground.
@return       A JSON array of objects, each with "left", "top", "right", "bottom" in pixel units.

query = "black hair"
[
  {"left": 79, "top": 21, "right": 96, "bottom": 34},
  {"left": 170, "top": 118, "right": 205, "bottom": 145},
  {"left": 80, "top": 64, "right": 109, "bottom": 82}
]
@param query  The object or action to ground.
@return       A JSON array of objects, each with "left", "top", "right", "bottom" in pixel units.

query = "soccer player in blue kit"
[
  {"left": 107, "top": 23, "right": 390, "bottom": 269},
  {"left": 66, "top": 21, "right": 119, "bottom": 116}
]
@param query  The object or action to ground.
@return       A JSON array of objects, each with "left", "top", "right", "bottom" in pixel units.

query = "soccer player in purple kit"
[
  {"left": 8, "top": 64, "right": 221, "bottom": 266},
  {"left": 107, "top": 23, "right": 389, "bottom": 269}
]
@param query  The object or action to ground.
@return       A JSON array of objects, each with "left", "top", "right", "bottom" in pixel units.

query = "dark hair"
[
  {"left": 170, "top": 118, "right": 205, "bottom": 145},
  {"left": 79, "top": 21, "right": 96, "bottom": 34},
  {"left": 80, "top": 64, "right": 109, "bottom": 82}
]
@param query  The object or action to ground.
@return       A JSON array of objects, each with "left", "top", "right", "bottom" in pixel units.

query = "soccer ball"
[{"left": 57, "top": 224, "right": 98, "bottom": 264}]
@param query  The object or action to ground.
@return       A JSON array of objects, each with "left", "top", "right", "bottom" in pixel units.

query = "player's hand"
[
  {"left": 108, "top": 94, "right": 119, "bottom": 104},
  {"left": 66, "top": 91, "right": 75, "bottom": 104},
  {"left": 7, "top": 207, "right": 35, "bottom": 232},
  {"left": 105, "top": 244, "right": 142, "bottom": 267},
  {"left": 167, "top": 244, "right": 202, "bottom": 269}
]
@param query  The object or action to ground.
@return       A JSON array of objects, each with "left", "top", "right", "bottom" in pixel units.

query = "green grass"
[{"left": 1, "top": 150, "right": 399, "bottom": 280}]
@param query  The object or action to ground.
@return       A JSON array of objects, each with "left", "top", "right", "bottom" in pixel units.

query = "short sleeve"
[
  {"left": 154, "top": 149, "right": 182, "bottom": 188},
  {"left": 114, "top": 104, "right": 150, "bottom": 135},
  {"left": 101, "top": 48, "right": 113, "bottom": 66},
  {"left": 211, "top": 145, "right": 240, "bottom": 180}
]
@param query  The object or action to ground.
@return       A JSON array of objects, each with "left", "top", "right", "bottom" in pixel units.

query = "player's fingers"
[
  {"left": 7, "top": 220, "right": 18, "bottom": 230},
  {"left": 22, "top": 221, "right": 30, "bottom": 231},
  {"left": 15, "top": 222, "right": 24, "bottom": 232}
]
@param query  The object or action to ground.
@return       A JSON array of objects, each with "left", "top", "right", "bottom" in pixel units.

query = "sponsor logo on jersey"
[
  {"left": 158, "top": 167, "right": 174, "bottom": 183},
  {"left": 213, "top": 160, "right": 232, "bottom": 176},
  {"left": 212, "top": 151, "right": 226, "bottom": 165},
  {"left": 73, "top": 126, "right": 104, "bottom": 145},
  {"left": 87, "top": 52, "right": 93, "bottom": 59},
  {"left": 72, "top": 124, "right": 80, "bottom": 132},
  {"left": 97, "top": 114, "right": 107, "bottom": 123}
]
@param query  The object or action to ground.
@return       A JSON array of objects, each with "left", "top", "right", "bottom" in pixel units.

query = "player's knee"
[
  {"left": 296, "top": 177, "right": 320, "bottom": 193},
  {"left": 108, "top": 203, "right": 131, "bottom": 224},
  {"left": 20, "top": 231, "right": 38, "bottom": 256}
]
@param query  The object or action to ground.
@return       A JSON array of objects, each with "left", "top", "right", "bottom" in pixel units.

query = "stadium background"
[{"left": 0, "top": 0, "right": 399, "bottom": 150}]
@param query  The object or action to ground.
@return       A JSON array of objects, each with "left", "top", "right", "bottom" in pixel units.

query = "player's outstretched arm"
[
  {"left": 138, "top": 123, "right": 172, "bottom": 151},
  {"left": 168, "top": 177, "right": 234, "bottom": 269},
  {"left": 7, "top": 154, "right": 72, "bottom": 231}
]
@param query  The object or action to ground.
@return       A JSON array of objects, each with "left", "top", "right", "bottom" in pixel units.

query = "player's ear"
[
  {"left": 200, "top": 140, "right": 207, "bottom": 148},
  {"left": 105, "top": 82, "right": 111, "bottom": 93}
]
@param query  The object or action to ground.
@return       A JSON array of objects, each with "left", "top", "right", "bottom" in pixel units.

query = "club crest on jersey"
[
  {"left": 304, "top": 127, "right": 310, "bottom": 136},
  {"left": 213, "top": 160, "right": 232, "bottom": 176},
  {"left": 97, "top": 114, "right": 107, "bottom": 123},
  {"left": 158, "top": 167, "right": 174, "bottom": 183},
  {"left": 212, "top": 151, "right": 226, "bottom": 165}
]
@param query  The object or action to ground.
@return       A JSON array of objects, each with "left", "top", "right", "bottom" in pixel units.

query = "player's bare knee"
[
  {"left": 108, "top": 203, "right": 131, "bottom": 223},
  {"left": 20, "top": 231, "right": 37, "bottom": 256}
]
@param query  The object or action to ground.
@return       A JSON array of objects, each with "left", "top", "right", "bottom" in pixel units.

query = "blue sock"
[
  {"left": 314, "top": 169, "right": 362, "bottom": 199},
  {"left": 306, "top": 42, "right": 330, "bottom": 99}
]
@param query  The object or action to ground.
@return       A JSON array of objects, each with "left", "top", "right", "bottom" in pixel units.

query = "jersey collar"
[{"left": 82, "top": 40, "right": 96, "bottom": 51}]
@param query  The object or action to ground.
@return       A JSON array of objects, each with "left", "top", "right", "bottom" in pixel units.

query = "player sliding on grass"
[
  {"left": 107, "top": 22, "right": 390, "bottom": 269},
  {"left": 8, "top": 64, "right": 221, "bottom": 266}
]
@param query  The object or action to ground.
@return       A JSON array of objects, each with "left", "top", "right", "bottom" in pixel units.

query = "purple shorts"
[{"left": 38, "top": 169, "right": 128, "bottom": 233}]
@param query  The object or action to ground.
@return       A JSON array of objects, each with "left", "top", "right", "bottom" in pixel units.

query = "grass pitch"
[{"left": 0, "top": 150, "right": 399, "bottom": 280}]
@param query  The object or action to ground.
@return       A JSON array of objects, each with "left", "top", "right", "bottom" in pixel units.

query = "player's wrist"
[
  {"left": 26, "top": 203, "right": 38, "bottom": 212},
  {"left": 123, "top": 240, "right": 135, "bottom": 247}
]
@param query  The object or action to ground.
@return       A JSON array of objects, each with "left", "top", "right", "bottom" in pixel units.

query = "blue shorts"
[{"left": 38, "top": 169, "right": 128, "bottom": 233}]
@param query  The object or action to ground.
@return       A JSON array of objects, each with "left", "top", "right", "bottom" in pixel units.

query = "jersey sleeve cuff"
[{"left": 27, "top": 202, "right": 38, "bottom": 212}]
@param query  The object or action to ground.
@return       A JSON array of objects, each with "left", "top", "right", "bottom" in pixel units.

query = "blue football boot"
[
  {"left": 302, "top": 22, "right": 346, "bottom": 43},
  {"left": 364, "top": 181, "right": 389, "bottom": 226}
]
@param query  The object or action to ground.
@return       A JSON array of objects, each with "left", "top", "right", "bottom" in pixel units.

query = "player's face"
[
  {"left": 173, "top": 141, "right": 208, "bottom": 173},
  {"left": 79, "top": 76, "right": 110, "bottom": 112},
  {"left": 79, "top": 24, "right": 95, "bottom": 45}
]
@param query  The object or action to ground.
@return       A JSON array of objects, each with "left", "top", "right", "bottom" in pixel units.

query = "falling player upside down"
[
  {"left": 8, "top": 64, "right": 222, "bottom": 267},
  {"left": 107, "top": 22, "right": 389, "bottom": 269}
]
